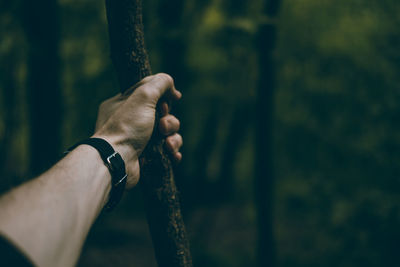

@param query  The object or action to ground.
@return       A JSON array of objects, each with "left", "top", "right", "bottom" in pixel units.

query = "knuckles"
[
  {"left": 134, "top": 73, "right": 175, "bottom": 102},
  {"left": 137, "top": 86, "right": 156, "bottom": 101},
  {"left": 154, "top": 73, "right": 174, "bottom": 87},
  {"left": 167, "top": 133, "right": 183, "bottom": 151},
  {"left": 159, "top": 115, "right": 181, "bottom": 134}
]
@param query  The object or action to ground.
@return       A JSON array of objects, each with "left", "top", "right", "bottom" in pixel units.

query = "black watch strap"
[{"left": 67, "top": 138, "right": 127, "bottom": 211}]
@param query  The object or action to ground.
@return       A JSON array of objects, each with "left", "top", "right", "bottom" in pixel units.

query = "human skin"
[{"left": 0, "top": 73, "right": 183, "bottom": 267}]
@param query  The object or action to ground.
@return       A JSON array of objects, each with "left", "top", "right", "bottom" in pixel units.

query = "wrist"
[
  {"left": 67, "top": 145, "right": 112, "bottom": 208},
  {"left": 67, "top": 137, "right": 131, "bottom": 210},
  {"left": 91, "top": 133, "right": 141, "bottom": 188},
  {"left": 91, "top": 133, "right": 138, "bottom": 164}
]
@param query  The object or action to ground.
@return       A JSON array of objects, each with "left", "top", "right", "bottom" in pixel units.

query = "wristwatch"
[{"left": 66, "top": 138, "right": 127, "bottom": 211}]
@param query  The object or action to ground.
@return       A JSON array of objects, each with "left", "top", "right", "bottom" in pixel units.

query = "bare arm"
[{"left": 0, "top": 73, "right": 182, "bottom": 267}]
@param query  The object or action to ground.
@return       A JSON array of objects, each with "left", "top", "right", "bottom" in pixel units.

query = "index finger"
[{"left": 133, "top": 73, "right": 181, "bottom": 103}]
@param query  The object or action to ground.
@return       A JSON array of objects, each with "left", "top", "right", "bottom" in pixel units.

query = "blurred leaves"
[{"left": 0, "top": 0, "right": 399, "bottom": 266}]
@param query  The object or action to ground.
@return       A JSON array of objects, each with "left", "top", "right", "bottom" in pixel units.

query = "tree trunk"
[
  {"left": 217, "top": 103, "right": 252, "bottom": 202},
  {"left": 192, "top": 101, "right": 220, "bottom": 206},
  {"left": 254, "top": 0, "right": 280, "bottom": 267},
  {"left": 155, "top": 0, "right": 213, "bottom": 208},
  {"left": 155, "top": 0, "right": 188, "bottom": 205},
  {"left": 105, "top": 0, "right": 193, "bottom": 266},
  {"left": 157, "top": 0, "right": 185, "bottom": 85},
  {"left": 0, "top": 49, "right": 19, "bottom": 191},
  {"left": 23, "top": 0, "right": 62, "bottom": 176}
]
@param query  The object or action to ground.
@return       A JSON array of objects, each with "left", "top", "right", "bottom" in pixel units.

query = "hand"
[{"left": 93, "top": 73, "right": 183, "bottom": 187}]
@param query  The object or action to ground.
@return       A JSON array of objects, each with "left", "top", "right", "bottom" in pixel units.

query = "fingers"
[
  {"left": 161, "top": 102, "right": 169, "bottom": 116},
  {"left": 160, "top": 114, "right": 182, "bottom": 162},
  {"left": 133, "top": 73, "right": 182, "bottom": 104},
  {"left": 159, "top": 114, "right": 180, "bottom": 135},
  {"left": 166, "top": 133, "right": 183, "bottom": 153},
  {"left": 166, "top": 133, "right": 183, "bottom": 162},
  {"left": 174, "top": 152, "right": 182, "bottom": 162},
  {"left": 132, "top": 73, "right": 183, "bottom": 162}
]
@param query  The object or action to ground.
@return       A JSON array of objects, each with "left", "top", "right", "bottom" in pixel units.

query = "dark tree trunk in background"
[
  {"left": 193, "top": 102, "right": 220, "bottom": 205},
  {"left": 255, "top": 0, "right": 280, "bottom": 267},
  {"left": 156, "top": 0, "right": 189, "bottom": 206},
  {"left": 155, "top": 0, "right": 212, "bottom": 209},
  {"left": 23, "top": 0, "right": 62, "bottom": 176},
  {"left": 105, "top": 0, "right": 193, "bottom": 266},
  {"left": 0, "top": 50, "right": 19, "bottom": 190},
  {"left": 211, "top": 0, "right": 254, "bottom": 203},
  {"left": 217, "top": 103, "right": 252, "bottom": 201},
  {"left": 157, "top": 0, "right": 185, "bottom": 86}
]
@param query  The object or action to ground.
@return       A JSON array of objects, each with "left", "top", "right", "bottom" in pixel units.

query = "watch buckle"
[{"left": 106, "top": 152, "right": 118, "bottom": 171}]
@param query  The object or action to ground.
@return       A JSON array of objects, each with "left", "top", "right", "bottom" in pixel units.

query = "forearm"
[
  {"left": 0, "top": 145, "right": 112, "bottom": 267},
  {"left": 0, "top": 73, "right": 182, "bottom": 267}
]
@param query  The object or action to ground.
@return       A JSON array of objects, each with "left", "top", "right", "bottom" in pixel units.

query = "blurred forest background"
[{"left": 0, "top": 0, "right": 399, "bottom": 266}]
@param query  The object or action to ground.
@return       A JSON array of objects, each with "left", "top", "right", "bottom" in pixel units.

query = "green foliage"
[
  {"left": 276, "top": 0, "right": 400, "bottom": 266},
  {"left": 0, "top": 0, "right": 399, "bottom": 266}
]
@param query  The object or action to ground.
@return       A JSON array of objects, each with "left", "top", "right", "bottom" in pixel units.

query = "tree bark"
[
  {"left": 254, "top": 0, "right": 280, "bottom": 267},
  {"left": 105, "top": 1, "right": 193, "bottom": 266},
  {"left": 23, "top": 0, "right": 62, "bottom": 176}
]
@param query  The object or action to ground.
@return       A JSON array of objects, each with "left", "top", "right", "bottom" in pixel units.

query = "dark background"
[{"left": 0, "top": 0, "right": 399, "bottom": 266}]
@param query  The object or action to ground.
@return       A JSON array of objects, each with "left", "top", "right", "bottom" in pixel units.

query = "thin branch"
[{"left": 105, "top": 0, "right": 193, "bottom": 266}]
